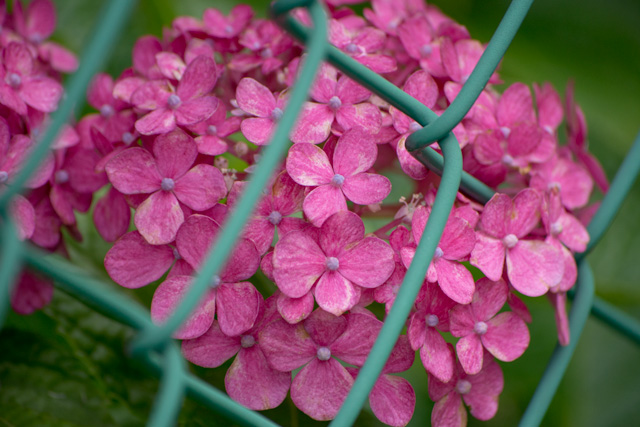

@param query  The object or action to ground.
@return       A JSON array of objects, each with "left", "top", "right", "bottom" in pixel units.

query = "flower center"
[
  {"left": 503, "top": 233, "right": 518, "bottom": 249},
  {"left": 210, "top": 275, "right": 222, "bottom": 289},
  {"left": 331, "top": 174, "right": 345, "bottom": 187},
  {"left": 122, "top": 132, "right": 135, "bottom": 145},
  {"left": 502, "top": 154, "right": 515, "bottom": 166},
  {"left": 434, "top": 246, "right": 444, "bottom": 259},
  {"left": 207, "top": 125, "right": 218, "bottom": 135},
  {"left": 420, "top": 45, "right": 432, "bottom": 56},
  {"left": 474, "top": 321, "right": 488, "bottom": 335},
  {"left": 172, "top": 247, "right": 181, "bottom": 260},
  {"left": 241, "top": 335, "right": 256, "bottom": 348},
  {"left": 551, "top": 221, "right": 563, "bottom": 235},
  {"left": 260, "top": 47, "right": 273, "bottom": 58},
  {"left": 167, "top": 94, "right": 181, "bottom": 109},
  {"left": 326, "top": 256, "right": 340, "bottom": 271},
  {"left": 328, "top": 96, "right": 342, "bottom": 110},
  {"left": 161, "top": 177, "right": 175, "bottom": 191},
  {"left": 426, "top": 314, "right": 439, "bottom": 327},
  {"left": 268, "top": 211, "right": 282, "bottom": 225},
  {"left": 100, "top": 104, "right": 115, "bottom": 118},
  {"left": 224, "top": 25, "right": 234, "bottom": 34},
  {"left": 271, "top": 107, "right": 284, "bottom": 121},
  {"left": 500, "top": 126, "right": 511, "bottom": 138},
  {"left": 456, "top": 379, "right": 472, "bottom": 395},
  {"left": 55, "top": 170, "right": 69, "bottom": 184},
  {"left": 317, "top": 346, "right": 331, "bottom": 361},
  {"left": 409, "top": 122, "right": 422, "bottom": 133},
  {"left": 6, "top": 73, "right": 21, "bottom": 88},
  {"left": 345, "top": 43, "right": 359, "bottom": 53}
]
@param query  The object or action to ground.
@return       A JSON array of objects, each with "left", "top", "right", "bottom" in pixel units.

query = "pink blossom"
[
  {"left": 105, "top": 129, "right": 226, "bottom": 245},
  {"left": 397, "top": 15, "right": 446, "bottom": 77},
  {"left": 10, "top": 270, "right": 53, "bottom": 315},
  {"left": 203, "top": 5, "right": 253, "bottom": 39},
  {"left": 329, "top": 19, "right": 396, "bottom": 73},
  {"left": 186, "top": 102, "right": 240, "bottom": 156},
  {"left": 529, "top": 152, "right": 593, "bottom": 210},
  {"left": 235, "top": 77, "right": 289, "bottom": 145},
  {"left": 364, "top": 0, "right": 428, "bottom": 36},
  {"left": 374, "top": 225, "right": 411, "bottom": 313},
  {"left": 286, "top": 130, "right": 391, "bottom": 226},
  {"left": 230, "top": 20, "right": 294, "bottom": 74},
  {"left": 273, "top": 210, "right": 394, "bottom": 316}
]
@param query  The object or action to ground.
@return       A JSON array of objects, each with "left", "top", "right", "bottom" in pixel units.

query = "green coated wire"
[
  {"left": 590, "top": 296, "right": 640, "bottom": 345},
  {"left": 519, "top": 261, "right": 595, "bottom": 427},
  {"left": 0, "top": 0, "right": 138, "bottom": 208},
  {"left": 0, "top": 217, "right": 23, "bottom": 326},
  {"left": 147, "top": 343, "right": 186, "bottom": 427},
  {"left": 128, "top": 0, "right": 328, "bottom": 357}
]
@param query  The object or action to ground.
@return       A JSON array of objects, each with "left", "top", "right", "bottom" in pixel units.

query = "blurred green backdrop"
[{"left": 1, "top": 1, "right": 639, "bottom": 426}]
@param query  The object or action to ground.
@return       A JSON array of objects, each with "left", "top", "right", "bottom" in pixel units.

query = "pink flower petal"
[
  {"left": 497, "top": 83, "right": 535, "bottom": 126},
  {"left": 319, "top": 210, "right": 364, "bottom": 256},
  {"left": 456, "top": 333, "right": 484, "bottom": 375},
  {"left": 472, "top": 278, "right": 509, "bottom": 321},
  {"left": 339, "top": 237, "right": 394, "bottom": 288},
  {"left": 314, "top": 271, "right": 360, "bottom": 316},
  {"left": 286, "top": 142, "right": 334, "bottom": 186},
  {"left": 174, "top": 164, "right": 226, "bottom": 210},
  {"left": 440, "top": 216, "right": 476, "bottom": 260},
  {"left": 277, "top": 292, "right": 315, "bottom": 324},
  {"left": 331, "top": 311, "right": 381, "bottom": 365},
  {"left": 181, "top": 321, "right": 240, "bottom": 368},
  {"left": 177, "top": 55, "right": 218, "bottom": 99},
  {"left": 135, "top": 108, "right": 176, "bottom": 135},
  {"left": 431, "top": 392, "right": 466, "bottom": 427},
  {"left": 104, "top": 231, "right": 174, "bottom": 288},
  {"left": 483, "top": 312, "right": 530, "bottom": 361},
  {"left": 463, "top": 357, "right": 503, "bottom": 420},
  {"left": 332, "top": 130, "right": 377, "bottom": 177},
  {"left": 508, "top": 188, "right": 541, "bottom": 238},
  {"left": 175, "top": 96, "right": 218, "bottom": 126},
  {"left": 369, "top": 374, "right": 415, "bottom": 427},
  {"left": 10, "top": 195, "right": 35, "bottom": 240},
  {"left": 506, "top": 239, "right": 564, "bottom": 296},
  {"left": 303, "top": 184, "right": 347, "bottom": 227},
  {"left": 421, "top": 327, "right": 455, "bottom": 383},
  {"left": 303, "top": 308, "right": 348, "bottom": 346},
  {"left": 289, "top": 102, "right": 333, "bottom": 144},
  {"left": 335, "top": 75, "right": 371, "bottom": 105},
  {"left": 342, "top": 173, "right": 391, "bottom": 205},
  {"left": 26, "top": 0, "right": 56, "bottom": 40},
  {"left": 291, "top": 358, "right": 353, "bottom": 421},
  {"left": 336, "top": 103, "right": 382, "bottom": 134},
  {"left": 479, "top": 193, "right": 510, "bottom": 238},
  {"left": 240, "top": 117, "right": 274, "bottom": 145},
  {"left": 435, "top": 258, "right": 475, "bottom": 304},
  {"left": 21, "top": 78, "right": 63, "bottom": 112},
  {"left": 226, "top": 345, "right": 291, "bottom": 410},
  {"left": 310, "top": 64, "right": 337, "bottom": 103},
  {"left": 273, "top": 231, "right": 326, "bottom": 298},
  {"left": 469, "top": 233, "right": 505, "bottom": 282},
  {"left": 259, "top": 319, "right": 317, "bottom": 372},
  {"left": 11, "top": 271, "right": 53, "bottom": 315},
  {"left": 236, "top": 77, "right": 275, "bottom": 117},
  {"left": 134, "top": 190, "right": 184, "bottom": 245},
  {"left": 153, "top": 129, "right": 198, "bottom": 179}
]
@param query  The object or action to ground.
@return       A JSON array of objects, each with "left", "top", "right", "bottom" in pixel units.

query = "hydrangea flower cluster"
[
  {"left": 6, "top": 1, "right": 606, "bottom": 426},
  {"left": 0, "top": 0, "right": 80, "bottom": 315}
]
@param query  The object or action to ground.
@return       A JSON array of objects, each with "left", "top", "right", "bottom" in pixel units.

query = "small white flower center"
[
  {"left": 225, "top": 25, "right": 234, "bottom": 34},
  {"left": 434, "top": 247, "right": 444, "bottom": 259},
  {"left": 331, "top": 174, "right": 345, "bottom": 187},
  {"left": 260, "top": 47, "right": 273, "bottom": 58},
  {"left": 550, "top": 221, "right": 563, "bottom": 235},
  {"left": 420, "top": 45, "right": 432, "bottom": 56},
  {"left": 0, "top": 171, "right": 8, "bottom": 184},
  {"left": 426, "top": 314, "right": 439, "bottom": 327},
  {"left": 207, "top": 125, "right": 218, "bottom": 135},
  {"left": 241, "top": 335, "right": 256, "bottom": 348},
  {"left": 503, "top": 234, "right": 518, "bottom": 249},
  {"left": 271, "top": 107, "right": 284, "bottom": 121},
  {"left": 268, "top": 211, "right": 283, "bottom": 225},
  {"left": 328, "top": 96, "right": 342, "bottom": 110},
  {"left": 172, "top": 247, "right": 181, "bottom": 260},
  {"left": 210, "top": 275, "right": 222, "bottom": 289},
  {"left": 100, "top": 104, "right": 115, "bottom": 118},
  {"left": 456, "top": 379, "right": 472, "bottom": 395},
  {"left": 55, "top": 170, "right": 69, "bottom": 184},
  {"left": 345, "top": 43, "right": 359, "bottom": 53},
  {"left": 317, "top": 346, "right": 331, "bottom": 361},
  {"left": 474, "top": 321, "right": 488, "bottom": 335},
  {"left": 122, "top": 132, "right": 135, "bottom": 145},
  {"left": 502, "top": 154, "right": 515, "bottom": 166},
  {"left": 409, "top": 122, "right": 422, "bottom": 133},
  {"left": 543, "top": 125, "right": 554, "bottom": 134},
  {"left": 6, "top": 73, "right": 21, "bottom": 88},
  {"left": 326, "top": 257, "right": 340, "bottom": 271},
  {"left": 161, "top": 177, "right": 175, "bottom": 191},
  {"left": 167, "top": 94, "right": 181, "bottom": 109},
  {"left": 500, "top": 126, "right": 511, "bottom": 138}
]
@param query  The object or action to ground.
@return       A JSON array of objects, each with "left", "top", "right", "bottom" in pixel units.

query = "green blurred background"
[{"left": 1, "top": 0, "right": 639, "bottom": 426}]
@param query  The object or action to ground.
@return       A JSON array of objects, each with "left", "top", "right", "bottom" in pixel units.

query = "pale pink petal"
[
  {"left": 194, "top": 135, "right": 228, "bottom": 156},
  {"left": 318, "top": 210, "right": 364, "bottom": 256},
  {"left": 439, "top": 216, "right": 476, "bottom": 260},
  {"left": 336, "top": 103, "right": 382, "bottom": 133},
  {"left": 463, "top": 358, "right": 503, "bottom": 420},
  {"left": 286, "top": 142, "right": 334, "bottom": 186},
  {"left": 331, "top": 311, "right": 381, "bottom": 365},
  {"left": 431, "top": 392, "right": 466, "bottom": 427},
  {"left": 104, "top": 231, "right": 174, "bottom": 288},
  {"left": 456, "top": 333, "right": 484, "bottom": 375},
  {"left": 435, "top": 258, "right": 475, "bottom": 304},
  {"left": 420, "top": 327, "right": 455, "bottom": 383},
  {"left": 314, "top": 272, "right": 360, "bottom": 316},
  {"left": 175, "top": 96, "right": 218, "bottom": 126},
  {"left": 396, "top": 135, "right": 429, "bottom": 180},
  {"left": 302, "top": 185, "right": 347, "bottom": 227},
  {"left": 226, "top": 345, "right": 291, "bottom": 410},
  {"left": 240, "top": 117, "right": 274, "bottom": 145},
  {"left": 26, "top": 0, "right": 56, "bottom": 40},
  {"left": 339, "top": 237, "right": 394, "bottom": 288},
  {"left": 473, "top": 131, "right": 503, "bottom": 165},
  {"left": 156, "top": 52, "right": 186, "bottom": 80},
  {"left": 403, "top": 70, "right": 438, "bottom": 108},
  {"left": 506, "top": 239, "right": 564, "bottom": 296},
  {"left": 236, "top": 77, "right": 275, "bottom": 117},
  {"left": 135, "top": 108, "right": 176, "bottom": 135},
  {"left": 174, "top": 164, "right": 226, "bottom": 210},
  {"left": 216, "top": 282, "right": 261, "bottom": 337},
  {"left": 289, "top": 102, "right": 333, "bottom": 144},
  {"left": 291, "top": 358, "right": 353, "bottom": 421},
  {"left": 258, "top": 320, "right": 316, "bottom": 372},
  {"left": 549, "top": 292, "right": 570, "bottom": 346},
  {"left": 469, "top": 233, "right": 505, "bottom": 282},
  {"left": 497, "top": 83, "right": 535, "bottom": 126},
  {"left": 483, "top": 312, "right": 530, "bottom": 361},
  {"left": 177, "top": 55, "right": 218, "bottom": 99},
  {"left": 342, "top": 173, "right": 391, "bottom": 205},
  {"left": 472, "top": 278, "right": 508, "bottom": 321},
  {"left": 369, "top": 374, "right": 415, "bottom": 427},
  {"left": 150, "top": 275, "right": 216, "bottom": 339},
  {"left": 181, "top": 321, "right": 240, "bottom": 368},
  {"left": 134, "top": 190, "right": 184, "bottom": 245},
  {"left": 479, "top": 193, "right": 510, "bottom": 238},
  {"left": 508, "top": 188, "right": 541, "bottom": 238},
  {"left": 332, "top": 130, "right": 377, "bottom": 177},
  {"left": 10, "top": 195, "right": 35, "bottom": 240},
  {"left": 21, "top": 78, "right": 63, "bottom": 112},
  {"left": 277, "top": 292, "right": 315, "bottom": 324},
  {"left": 153, "top": 129, "right": 198, "bottom": 179},
  {"left": 273, "top": 231, "right": 326, "bottom": 298},
  {"left": 557, "top": 211, "right": 589, "bottom": 253}
]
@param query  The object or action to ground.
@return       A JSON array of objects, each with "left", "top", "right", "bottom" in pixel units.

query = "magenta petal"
[
  {"left": 135, "top": 108, "right": 176, "bottom": 135},
  {"left": 226, "top": 345, "right": 291, "bottom": 410},
  {"left": 291, "top": 358, "right": 353, "bottom": 421},
  {"left": 93, "top": 188, "right": 131, "bottom": 242},
  {"left": 174, "top": 164, "right": 226, "bottom": 210},
  {"left": 469, "top": 233, "right": 505, "bottom": 282},
  {"left": 21, "top": 78, "right": 63, "bottom": 112},
  {"left": 259, "top": 320, "right": 316, "bottom": 372},
  {"left": 431, "top": 392, "right": 466, "bottom": 427},
  {"left": 508, "top": 188, "right": 541, "bottom": 238},
  {"left": 150, "top": 275, "right": 216, "bottom": 339},
  {"left": 480, "top": 193, "right": 510, "bottom": 238},
  {"left": 236, "top": 77, "right": 275, "bottom": 117},
  {"left": 440, "top": 216, "right": 476, "bottom": 260},
  {"left": 369, "top": 374, "right": 415, "bottom": 427},
  {"left": 319, "top": 210, "right": 364, "bottom": 256},
  {"left": 497, "top": 83, "right": 535, "bottom": 126},
  {"left": 273, "top": 231, "right": 326, "bottom": 298},
  {"left": 216, "top": 282, "right": 261, "bottom": 337},
  {"left": 314, "top": 272, "right": 360, "bottom": 316},
  {"left": 463, "top": 360, "right": 503, "bottom": 421},
  {"left": 11, "top": 271, "right": 53, "bottom": 315},
  {"left": 181, "top": 321, "right": 240, "bottom": 368},
  {"left": 240, "top": 117, "right": 274, "bottom": 145},
  {"left": 331, "top": 311, "right": 381, "bottom": 365},
  {"left": 134, "top": 191, "right": 184, "bottom": 245},
  {"left": 289, "top": 102, "right": 333, "bottom": 144},
  {"left": 10, "top": 195, "right": 35, "bottom": 240},
  {"left": 286, "top": 142, "right": 334, "bottom": 186},
  {"left": 457, "top": 334, "right": 484, "bottom": 375},
  {"left": 302, "top": 185, "right": 347, "bottom": 227},
  {"left": 175, "top": 96, "right": 218, "bottom": 126},
  {"left": 105, "top": 147, "right": 161, "bottom": 194},
  {"left": 396, "top": 136, "right": 429, "bottom": 180},
  {"left": 332, "top": 130, "right": 377, "bottom": 177},
  {"left": 506, "top": 240, "right": 563, "bottom": 297},
  {"left": 483, "top": 312, "right": 530, "bottom": 361},
  {"left": 435, "top": 259, "right": 475, "bottom": 304},
  {"left": 339, "top": 237, "right": 394, "bottom": 288},
  {"left": 421, "top": 327, "right": 455, "bottom": 383},
  {"left": 557, "top": 211, "right": 589, "bottom": 253},
  {"left": 277, "top": 292, "right": 315, "bottom": 324},
  {"left": 153, "top": 129, "right": 198, "bottom": 179},
  {"left": 177, "top": 55, "right": 218, "bottom": 99},
  {"left": 342, "top": 173, "right": 391, "bottom": 205},
  {"left": 175, "top": 214, "right": 220, "bottom": 269},
  {"left": 473, "top": 278, "right": 509, "bottom": 321},
  {"left": 336, "top": 103, "right": 382, "bottom": 134},
  {"left": 303, "top": 308, "right": 348, "bottom": 346},
  {"left": 105, "top": 231, "right": 174, "bottom": 288}
]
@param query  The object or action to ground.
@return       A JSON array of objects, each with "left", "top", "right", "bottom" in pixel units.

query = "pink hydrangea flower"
[
  {"left": 470, "top": 189, "right": 564, "bottom": 297},
  {"left": 329, "top": 19, "right": 396, "bottom": 73},
  {"left": 203, "top": 5, "right": 253, "bottom": 39},
  {"left": 105, "top": 129, "right": 226, "bottom": 245},
  {"left": 230, "top": 20, "right": 294, "bottom": 74},
  {"left": 186, "top": 102, "right": 240, "bottom": 156},
  {"left": 273, "top": 210, "right": 395, "bottom": 316},
  {"left": 10, "top": 270, "right": 53, "bottom": 315},
  {"left": 529, "top": 153, "right": 593, "bottom": 210},
  {"left": 235, "top": 77, "right": 289, "bottom": 145},
  {"left": 397, "top": 15, "right": 447, "bottom": 78},
  {"left": 286, "top": 129, "right": 391, "bottom": 226}
]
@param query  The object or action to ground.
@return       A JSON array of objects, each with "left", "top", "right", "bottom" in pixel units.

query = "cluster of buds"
[{"left": 5, "top": 1, "right": 607, "bottom": 426}]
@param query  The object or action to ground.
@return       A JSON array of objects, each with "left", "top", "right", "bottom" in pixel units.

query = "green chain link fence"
[{"left": 1, "top": 0, "right": 639, "bottom": 426}]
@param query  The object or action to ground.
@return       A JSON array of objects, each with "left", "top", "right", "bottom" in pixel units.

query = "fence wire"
[{"left": 0, "top": 0, "right": 639, "bottom": 426}]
